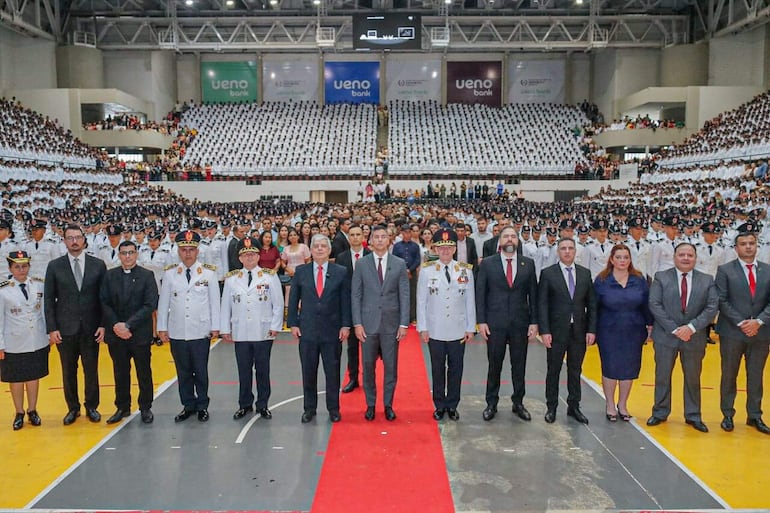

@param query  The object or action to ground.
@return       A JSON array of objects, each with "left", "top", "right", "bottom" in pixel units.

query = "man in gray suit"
[
  {"left": 647, "top": 243, "right": 719, "bottom": 432},
  {"left": 352, "top": 225, "right": 410, "bottom": 422},
  {"left": 715, "top": 223, "right": 770, "bottom": 435}
]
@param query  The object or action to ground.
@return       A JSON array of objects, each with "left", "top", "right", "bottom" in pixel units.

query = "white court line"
[
  {"left": 25, "top": 339, "right": 221, "bottom": 509},
  {"left": 234, "top": 391, "right": 326, "bottom": 444},
  {"left": 582, "top": 374, "right": 730, "bottom": 509}
]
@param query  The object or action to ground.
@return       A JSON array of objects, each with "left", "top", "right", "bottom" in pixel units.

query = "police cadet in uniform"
[
  {"left": 586, "top": 219, "right": 612, "bottom": 280},
  {"left": 0, "top": 251, "right": 48, "bottom": 430},
  {"left": 0, "top": 219, "right": 19, "bottom": 257},
  {"left": 221, "top": 237, "right": 284, "bottom": 421},
  {"left": 98, "top": 225, "right": 123, "bottom": 270},
  {"left": 627, "top": 217, "right": 652, "bottom": 280},
  {"left": 650, "top": 215, "right": 681, "bottom": 276},
  {"left": 24, "top": 219, "right": 57, "bottom": 280},
  {"left": 157, "top": 230, "right": 221, "bottom": 423},
  {"left": 417, "top": 228, "right": 476, "bottom": 421}
]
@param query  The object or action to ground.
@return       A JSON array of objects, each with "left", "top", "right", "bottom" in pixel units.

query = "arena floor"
[{"left": 0, "top": 328, "right": 767, "bottom": 513}]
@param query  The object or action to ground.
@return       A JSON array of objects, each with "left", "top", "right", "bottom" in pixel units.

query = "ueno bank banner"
[
  {"left": 324, "top": 62, "right": 380, "bottom": 104},
  {"left": 200, "top": 61, "right": 258, "bottom": 103},
  {"left": 385, "top": 60, "right": 441, "bottom": 102},
  {"left": 263, "top": 59, "right": 319, "bottom": 102},
  {"left": 508, "top": 60, "right": 565, "bottom": 104},
  {"left": 446, "top": 61, "right": 502, "bottom": 106}
]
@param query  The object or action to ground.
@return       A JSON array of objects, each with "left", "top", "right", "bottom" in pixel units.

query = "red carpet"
[{"left": 311, "top": 328, "right": 455, "bottom": 513}]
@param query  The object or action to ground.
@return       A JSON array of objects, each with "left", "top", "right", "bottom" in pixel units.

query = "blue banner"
[{"left": 324, "top": 62, "right": 380, "bottom": 104}]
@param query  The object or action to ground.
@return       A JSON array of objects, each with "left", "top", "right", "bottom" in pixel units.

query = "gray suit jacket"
[
  {"left": 649, "top": 268, "right": 718, "bottom": 348},
  {"left": 716, "top": 259, "right": 770, "bottom": 341},
  {"left": 351, "top": 252, "right": 410, "bottom": 335}
]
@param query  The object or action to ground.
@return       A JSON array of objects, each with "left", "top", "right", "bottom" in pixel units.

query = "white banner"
[
  {"left": 385, "top": 60, "right": 441, "bottom": 102},
  {"left": 262, "top": 59, "right": 319, "bottom": 102},
  {"left": 508, "top": 60, "right": 565, "bottom": 104}
]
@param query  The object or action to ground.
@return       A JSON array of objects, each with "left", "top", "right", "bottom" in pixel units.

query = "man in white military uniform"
[
  {"left": 627, "top": 217, "right": 653, "bottom": 280},
  {"left": 0, "top": 219, "right": 19, "bottom": 257},
  {"left": 221, "top": 237, "right": 283, "bottom": 421},
  {"left": 417, "top": 228, "right": 476, "bottom": 422},
  {"left": 157, "top": 230, "right": 220, "bottom": 423},
  {"left": 97, "top": 224, "right": 123, "bottom": 270},
  {"left": 586, "top": 219, "right": 612, "bottom": 279},
  {"left": 649, "top": 215, "right": 681, "bottom": 276},
  {"left": 23, "top": 219, "right": 58, "bottom": 280}
]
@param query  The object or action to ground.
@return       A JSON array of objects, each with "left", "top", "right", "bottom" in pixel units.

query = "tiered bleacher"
[{"left": 387, "top": 100, "right": 589, "bottom": 175}]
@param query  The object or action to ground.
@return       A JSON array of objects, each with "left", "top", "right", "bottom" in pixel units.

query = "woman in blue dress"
[{"left": 594, "top": 244, "right": 653, "bottom": 422}]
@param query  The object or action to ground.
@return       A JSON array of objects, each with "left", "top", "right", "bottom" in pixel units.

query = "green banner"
[{"left": 200, "top": 61, "right": 258, "bottom": 103}]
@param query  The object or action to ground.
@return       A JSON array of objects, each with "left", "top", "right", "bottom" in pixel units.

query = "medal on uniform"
[
  {"left": 429, "top": 278, "right": 438, "bottom": 295},
  {"left": 197, "top": 267, "right": 203, "bottom": 275}
]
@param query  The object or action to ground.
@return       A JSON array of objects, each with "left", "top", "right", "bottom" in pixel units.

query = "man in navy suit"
[
  {"left": 476, "top": 225, "right": 538, "bottom": 422},
  {"left": 288, "top": 234, "right": 351, "bottom": 424}
]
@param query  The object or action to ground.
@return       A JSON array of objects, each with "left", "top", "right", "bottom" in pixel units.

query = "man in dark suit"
[
  {"left": 352, "top": 225, "right": 410, "bottom": 421},
  {"left": 482, "top": 234, "right": 499, "bottom": 258},
  {"left": 288, "top": 234, "right": 351, "bottom": 423},
  {"left": 227, "top": 220, "right": 249, "bottom": 272},
  {"left": 99, "top": 240, "right": 159, "bottom": 425},
  {"left": 44, "top": 224, "right": 107, "bottom": 425},
  {"left": 476, "top": 225, "right": 538, "bottom": 422},
  {"left": 330, "top": 218, "right": 351, "bottom": 261},
  {"left": 334, "top": 225, "right": 371, "bottom": 393},
  {"left": 454, "top": 223, "right": 479, "bottom": 269},
  {"left": 647, "top": 242, "right": 719, "bottom": 432},
  {"left": 715, "top": 223, "right": 770, "bottom": 435},
  {"left": 537, "top": 237, "right": 597, "bottom": 424}
]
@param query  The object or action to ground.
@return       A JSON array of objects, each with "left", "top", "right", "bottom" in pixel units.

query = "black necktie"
[
  {"left": 444, "top": 265, "right": 451, "bottom": 284},
  {"left": 186, "top": 268, "right": 191, "bottom": 283},
  {"left": 19, "top": 283, "right": 28, "bottom": 300},
  {"left": 600, "top": 244, "right": 604, "bottom": 253},
  {"left": 636, "top": 241, "right": 640, "bottom": 251},
  {"left": 35, "top": 242, "right": 39, "bottom": 250},
  {"left": 709, "top": 245, "right": 713, "bottom": 256},
  {"left": 248, "top": 270, "right": 252, "bottom": 286},
  {"left": 111, "top": 248, "right": 115, "bottom": 259},
  {"left": 151, "top": 251, "right": 155, "bottom": 260}
]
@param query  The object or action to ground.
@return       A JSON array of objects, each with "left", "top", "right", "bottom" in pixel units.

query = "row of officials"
[{"left": 0, "top": 221, "right": 768, "bottom": 436}]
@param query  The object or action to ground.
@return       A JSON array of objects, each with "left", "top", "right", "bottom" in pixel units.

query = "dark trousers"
[
  {"left": 545, "top": 325, "right": 586, "bottom": 411},
  {"left": 57, "top": 330, "right": 100, "bottom": 411},
  {"left": 485, "top": 325, "right": 528, "bottom": 408},
  {"left": 720, "top": 336, "right": 770, "bottom": 419},
  {"left": 653, "top": 340, "right": 705, "bottom": 421},
  {"left": 345, "top": 332, "right": 360, "bottom": 382},
  {"left": 107, "top": 341, "right": 153, "bottom": 411},
  {"left": 428, "top": 338, "right": 466, "bottom": 410},
  {"left": 362, "top": 331, "right": 399, "bottom": 408},
  {"left": 408, "top": 273, "right": 417, "bottom": 323},
  {"left": 170, "top": 338, "right": 210, "bottom": 411},
  {"left": 299, "top": 338, "right": 342, "bottom": 413},
  {"left": 234, "top": 340, "right": 273, "bottom": 409}
]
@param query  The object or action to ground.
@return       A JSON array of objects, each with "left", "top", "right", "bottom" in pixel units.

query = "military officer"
[
  {"left": 157, "top": 230, "right": 220, "bottom": 423},
  {"left": 586, "top": 218, "right": 612, "bottom": 279},
  {"left": 221, "top": 237, "right": 284, "bottom": 421},
  {"left": 627, "top": 217, "right": 652, "bottom": 280},
  {"left": 697, "top": 222, "right": 727, "bottom": 278},
  {"left": 649, "top": 215, "right": 681, "bottom": 276},
  {"left": 416, "top": 228, "right": 476, "bottom": 421},
  {"left": 97, "top": 225, "right": 123, "bottom": 270},
  {"left": 23, "top": 219, "right": 58, "bottom": 280},
  {"left": 0, "top": 219, "right": 19, "bottom": 257}
]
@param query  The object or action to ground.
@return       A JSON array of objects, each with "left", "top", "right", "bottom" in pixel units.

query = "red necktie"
[
  {"left": 506, "top": 258, "right": 513, "bottom": 287},
  {"left": 747, "top": 264, "right": 756, "bottom": 297},
  {"left": 377, "top": 258, "right": 384, "bottom": 284},
  {"left": 316, "top": 265, "right": 323, "bottom": 297},
  {"left": 680, "top": 272, "right": 687, "bottom": 313}
]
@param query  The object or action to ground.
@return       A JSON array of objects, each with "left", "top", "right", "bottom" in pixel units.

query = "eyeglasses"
[
  {"left": 119, "top": 250, "right": 136, "bottom": 256},
  {"left": 65, "top": 236, "right": 84, "bottom": 242}
]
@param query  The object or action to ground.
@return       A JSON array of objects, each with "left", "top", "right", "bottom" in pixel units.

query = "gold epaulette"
[
  {"left": 164, "top": 264, "right": 177, "bottom": 271},
  {"left": 458, "top": 262, "right": 474, "bottom": 270},
  {"left": 0, "top": 280, "right": 9, "bottom": 288},
  {"left": 225, "top": 269, "right": 240, "bottom": 279},
  {"left": 31, "top": 276, "right": 45, "bottom": 283},
  {"left": 421, "top": 261, "right": 434, "bottom": 268},
  {"left": 202, "top": 263, "right": 217, "bottom": 271},
  {"left": 262, "top": 268, "right": 276, "bottom": 275}
]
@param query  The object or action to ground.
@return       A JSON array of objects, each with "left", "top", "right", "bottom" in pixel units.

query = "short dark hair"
[
  {"left": 674, "top": 242, "right": 697, "bottom": 255},
  {"left": 64, "top": 224, "right": 84, "bottom": 237},
  {"left": 118, "top": 240, "right": 137, "bottom": 250},
  {"left": 557, "top": 237, "right": 576, "bottom": 248},
  {"left": 735, "top": 232, "right": 758, "bottom": 244}
]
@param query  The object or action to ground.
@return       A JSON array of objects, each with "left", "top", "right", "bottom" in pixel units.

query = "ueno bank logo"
[
  {"left": 333, "top": 79, "right": 371, "bottom": 97},
  {"left": 211, "top": 79, "right": 250, "bottom": 98},
  {"left": 455, "top": 78, "right": 494, "bottom": 97}
]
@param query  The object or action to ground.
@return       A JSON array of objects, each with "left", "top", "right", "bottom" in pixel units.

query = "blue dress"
[{"left": 594, "top": 274, "right": 653, "bottom": 380}]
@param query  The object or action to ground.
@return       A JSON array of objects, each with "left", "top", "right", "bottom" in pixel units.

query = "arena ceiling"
[{"left": 1, "top": 0, "right": 768, "bottom": 51}]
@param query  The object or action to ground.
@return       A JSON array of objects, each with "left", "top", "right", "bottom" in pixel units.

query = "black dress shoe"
[
  {"left": 258, "top": 408, "right": 272, "bottom": 419},
  {"left": 106, "top": 410, "right": 130, "bottom": 424},
  {"left": 482, "top": 406, "right": 497, "bottom": 421},
  {"left": 433, "top": 408, "right": 445, "bottom": 421},
  {"left": 86, "top": 409, "right": 101, "bottom": 423},
  {"left": 197, "top": 409, "right": 209, "bottom": 422},
  {"left": 140, "top": 410, "right": 154, "bottom": 424},
  {"left": 341, "top": 380, "right": 359, "bottom": 393},
  {"left": 646, "top": 416, "right": 666, "bottom": 426},
  {"left": 233, "top": 407, "right": 254, "bottom": 420},
  {"left": 720, "top": 416, "right": 734, "bottom": 431},
  {"left": 384, "top": 406, "right": 396, "bottom": 421},
  {"left": 174, "top": 409, "right": 194, "bottom": 422},
  {"left": 747, "top": 417, "right": 770, "bottom": 435},
  {"left": 512, "top": 404, "right": 532, "bottom": 421},
  {"left": 447, "top": 409, "right": 460, "bottom": 421},
  {"left": 27, "top": 410, "right": 41, "bottom": 426},
  {"left": 686, "top": 419, "right": 709, "bottom": 433},
  {"left": 567, "top": 407, "right": 589, "bottom": 425},
  {"left": 301, "top": 410, "right": 316, "bottom": 423},
  {"left": 13, "top": 413, "right": 24, "bottom": 431},
  {"left": 544, "top": 409, "right": 557, "bottom": 424},
  {"left": 63, "top": 410, "right": 80, "bottom": 425},
  {"left": 364, "top": 407, "right": 375, "bottom": 421},
  {"left": 329, "top": 411, "right": 341, "bottom": 423}
]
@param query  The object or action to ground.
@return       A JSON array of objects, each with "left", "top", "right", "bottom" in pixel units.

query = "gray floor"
[{"left": 32, "top": 335, "right": 724, "bottom": 512}]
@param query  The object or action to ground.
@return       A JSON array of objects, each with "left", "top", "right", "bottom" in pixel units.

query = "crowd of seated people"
[
  {"left": 83, "top": 111, "right": 180, "bottom": 134},
  {"left": 593, "top": 115, "right": 685, "bottom": 132},
  {"left": 180, "top": 101, "right": 378, "bottom": 176},
  {"left": 0, "top": 97, "right": 100, "bottom": 168},
  {"left": 387, "top": 100, "right": 589, "bottom": 175},
  {"left": 0, "top": 159, "right": 122, "bottom": 185},
  {"left": 657, "top": 90, "right": 770, "bottom": 168}
]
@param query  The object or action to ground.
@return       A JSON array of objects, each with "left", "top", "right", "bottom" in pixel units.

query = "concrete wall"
[
  {"left": 57, "top": 46, "right": 104, "bottom": 89},
  {"left": 660, "top": 43, "right": 708, "bottom": 87},
  {"left": 1, "top": 88, "right": 79, "bottom": 129},
  {"left": 103, "top": 50, "right": 177, "bottom": 119},
  {"left": 591, "top": 49, "right": 661, "bottom": 122},
  {"left": 80, "top": 130, "right": 175, "bottom": 151},
  {"left": 0, "top": 26, "right": 57, "bottom": 92},
  {"left": 177, "top": 54, "right": 200, "bottom": 104},
  {"left": 709, "top": 25, "right": 767, "bottom": 87}
]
